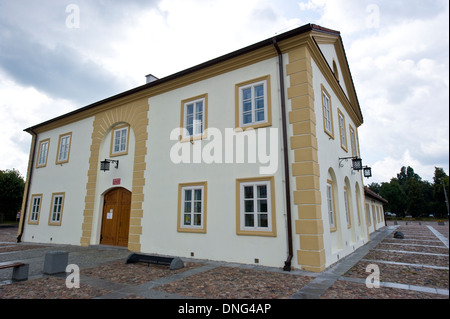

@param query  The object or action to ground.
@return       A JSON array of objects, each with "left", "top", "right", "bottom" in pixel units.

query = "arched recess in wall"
[
  {"left": 327, "top": 167, "right": 342, "bottom": 252},
  {"left": 80, "top": 100, "right": 149, "bottom": 252},
  {"left": 354, "top": 181, "right": 366, "bottom": 240},
  {"left": 91, "top": 122, "right": 135, "bottom": 245},
  {"left": 344, "top": 176, "right": 356, "bottom": 244}
]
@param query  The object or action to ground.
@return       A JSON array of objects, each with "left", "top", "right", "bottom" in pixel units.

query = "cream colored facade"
[
  {"left": 19, "top": 24, "right": 380, "bottom": 272},
  {"left": 364, "top": 187, "right": 387, "bottom": 233}
]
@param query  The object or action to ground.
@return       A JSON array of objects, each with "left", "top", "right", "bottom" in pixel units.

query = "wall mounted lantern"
[
  {"left": 339, "top": 156, "right": 363, "bottom": 171},
  {"left": 100, "top": 159, "right": 119, "bottom": 172},
  {"left": 363, "top": 166, "right": 372, "bottom": 178}
]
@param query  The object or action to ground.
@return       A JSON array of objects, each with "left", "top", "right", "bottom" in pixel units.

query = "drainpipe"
[
  {"left": 17, "top": 129, "right": 37, "bottom": 243},
  {"left": 272, "top": 38, "right": 293, "bottom": 271}
]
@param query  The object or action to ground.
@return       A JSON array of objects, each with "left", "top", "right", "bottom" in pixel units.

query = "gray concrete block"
[
  {"left": 43, "top": 251, "right": 69, "bottom": 274},
  {"left": 12, "top": 264, "right": 29, "bottom": 281}
]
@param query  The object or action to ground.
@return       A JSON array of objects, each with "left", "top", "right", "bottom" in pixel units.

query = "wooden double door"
[{"left": 100, "top": 188, "right": 131, "bottom": 247}]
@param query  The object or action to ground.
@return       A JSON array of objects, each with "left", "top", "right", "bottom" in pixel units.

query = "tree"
[
  {"left": 379, "top": 178, "right": 407, "bottom": 216},
  {"left": 375, "top": 166, "right": 449, "bottom": 219},
  {"left": 397, "top": 166, "right": 421, "bottom": 186},
  {"left": 406, "top": 178, "right": 426, "bottom": 217},
  {"left": 432, "top": 167, "right": 449, "bottom": 218},
  {"left": 0, "top": 169, "right": 25, "bottom": 223},
  {"left": 367, "top": 182, "right": 381, "bottom": 194}
]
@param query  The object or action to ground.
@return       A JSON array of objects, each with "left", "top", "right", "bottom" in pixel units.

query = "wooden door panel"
[
  {"left": 100, "top": 188, "right": 131, "bottom": 247},
  {"left": 117, "top": 189, "right": 131, "bottom": 247},
  {"left": 100, "top": 204, "right": 116, "bottom": 245}
]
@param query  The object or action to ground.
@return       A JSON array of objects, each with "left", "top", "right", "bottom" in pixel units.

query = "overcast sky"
[{"left": 0, "top": 0, "right": 448, "bottom": 184}]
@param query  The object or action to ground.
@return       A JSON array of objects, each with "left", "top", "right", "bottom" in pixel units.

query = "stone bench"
[{"left": 0, "top": 261, "right": 29, "bottom": 281}]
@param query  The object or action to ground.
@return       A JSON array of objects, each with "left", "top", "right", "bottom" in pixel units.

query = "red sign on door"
[{"left": 113, "top": 178, "right": 121, "bottom": 185}]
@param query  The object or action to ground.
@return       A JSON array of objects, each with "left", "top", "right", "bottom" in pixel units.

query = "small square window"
[
  {"left": 236, "top": 76, "right": 272, "bottom": 130},
  {"left": 28, "top": 194, "right": 42, "bottom": 224},
  {"left": 236, "top": 177, "right": 276, "bottom": 237},
  {"left": 36, "top": 139, "right": 50, "bottom": 168},
  {"left": 178, "top": 182, "right": 207, "bottom": 233},
  {"left": 56, "top": 133, "right": 72, "bottom": 164},
  {"left": 321, "top": 85, "right": 334, "bottom": 139},
  {"left": 49, "top": 193, "right": 65, "bottom": 226},
  {"left": 110, "top": 125, "right": 130, "bottom": 157},
  {"left": 180, "top": 94, "right": 208, "bottom": 141},
  {"left": 338, "top": 109, "right": 348, "bottom": 151}
]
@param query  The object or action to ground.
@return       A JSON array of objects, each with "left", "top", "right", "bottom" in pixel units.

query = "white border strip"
[{"left": 427, "top": 226, "right": 449, "bottom": 248}]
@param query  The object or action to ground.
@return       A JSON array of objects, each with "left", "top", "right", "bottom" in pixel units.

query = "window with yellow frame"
[
  {"left": 56, "top": 133, "right": 72, "bottom": 164},
  {"left": 236, "top": 176, "right": 276, "bottom": 237},
  {"left": 235, "top": 75, "right": 272, "bottom": 130},
  {"left": 110, "top": 124, "right": 130, "bottom": 157}
]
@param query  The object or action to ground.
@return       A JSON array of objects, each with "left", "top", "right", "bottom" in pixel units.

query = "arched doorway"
[{"left": 100, "top": 187, "right": 131, "bottom": 247}]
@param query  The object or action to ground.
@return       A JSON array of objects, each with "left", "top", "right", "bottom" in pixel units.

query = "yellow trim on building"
[
  {"left": 80, "top": 98, "right": 149, "bottom": 252},
  {"left": 286, "top": 44, "right": 325, "bottom": 272}
]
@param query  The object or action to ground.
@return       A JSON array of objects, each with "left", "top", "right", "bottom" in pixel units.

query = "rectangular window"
[
  {"left": 28, "top": 194, "right": 42, "bottom": 224},
  {"left": 181, "top": 94, "right": 208, "bottom": 141},
  {"left": 36, "top": 139, "right": 50, "bottom": 168},
  {"left": 338, "top": 109, "right": 347, "bottom": 151},
  {"left": 321, "top": 85, "right": 334, "bottom": 138},
  {"left": 56, "top": 133, "right": 72, "bottom": 164},
  {"left": 178, "top": 182, "right": 207, "bottom": 233},
  {"left": 49, "top": 193, "right": 65, "bottom": 226},
  {"left": 327, "top": 181, "right": 336, "bottom": 231},
  {"left": 236, "top": 75, "right": 271, "bottom": 129},
  {"left": 111, "top": 125, "right": 129, "bottom": 156},
  {"left": 236, "top": 177, "right": 276, "bottom": 236},
  {"left": 349, "top": 125, "right": 358, "bottom": 157}
]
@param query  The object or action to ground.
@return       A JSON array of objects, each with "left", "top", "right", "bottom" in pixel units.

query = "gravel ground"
[
  {"left": 82, "top": 260, "right": 203, "bottom": 286},
  {"left": 0, "top": 276, "right": 110, "bottom": 299},
  {"left": 343, "top": 260, "right": 448, "bottom": 289},
  {"left": 0, "top": 221, "right": 448, "bottom": 299},
  {"left": 320, "top": 280, "right": 448, "bottom": 299},
  {"left": 154, "top": 266, "right": 314, "bottom": 299}
]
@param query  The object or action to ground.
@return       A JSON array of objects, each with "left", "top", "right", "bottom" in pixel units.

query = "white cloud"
[
  {"left": 0, "top": 0, "right": 448, "bottom": 183},
  {"left": 371, "top": 149, "right": 441, "bottom": 183},
  {"left": 0, "top": 73, "right": 75, "bottom": 174}
]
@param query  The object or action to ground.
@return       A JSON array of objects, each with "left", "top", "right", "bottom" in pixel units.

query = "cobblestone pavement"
[{"left": 0, "top": 221, "right": 448, "bottom": 300}]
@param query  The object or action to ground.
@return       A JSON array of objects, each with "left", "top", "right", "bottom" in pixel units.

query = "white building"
[
  {"left": 18, "top": 24, "right": 377, "bottom": 272},
  {"left": 364, "top": 186, "right": 388, "bottom": 233}
]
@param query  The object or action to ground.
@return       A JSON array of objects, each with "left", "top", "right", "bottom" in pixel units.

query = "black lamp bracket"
[
  {"left": 339, "top": 156, "right": 358, "bottom": 168},
  {"left": 100, "top": 159, "right": 119, "bottom": 172}
]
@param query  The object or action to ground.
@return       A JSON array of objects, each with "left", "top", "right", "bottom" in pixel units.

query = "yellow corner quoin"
[{"left": 286, "top": 43, "right": 325, "bottom": 272}]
